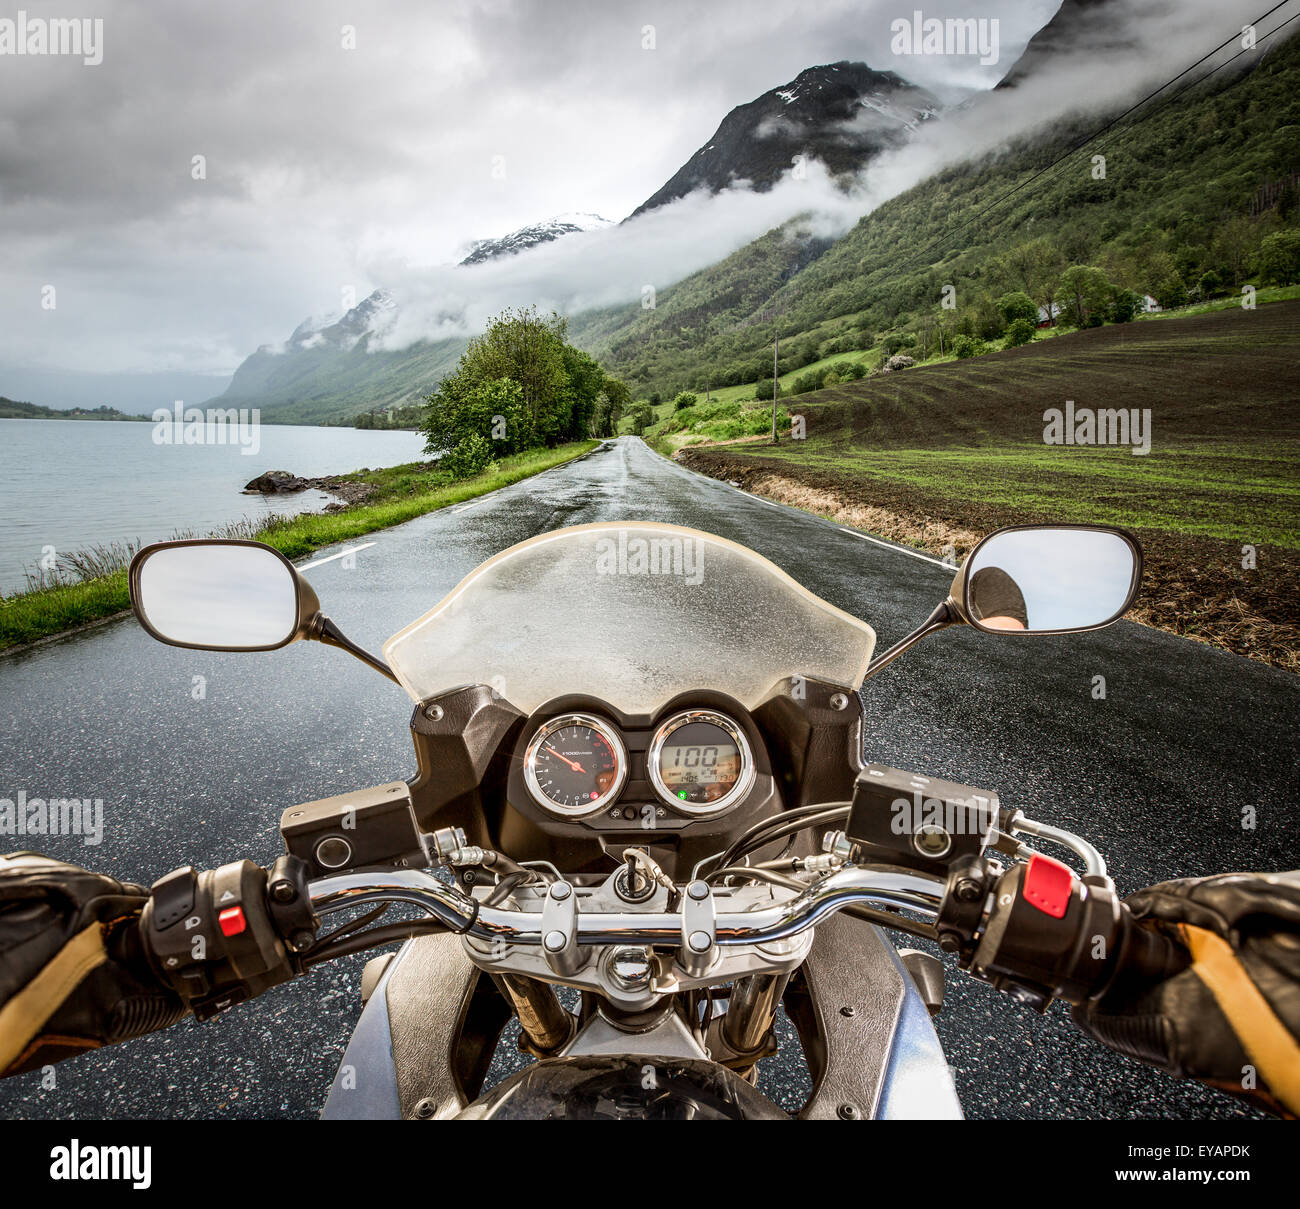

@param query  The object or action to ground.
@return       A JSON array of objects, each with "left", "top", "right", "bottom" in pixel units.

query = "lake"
[{"left": 0, "top": 419, "right": 427, "bottom": 595}]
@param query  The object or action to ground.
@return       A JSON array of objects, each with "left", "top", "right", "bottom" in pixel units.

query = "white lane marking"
[
  {"left": 739, "top": 490, "right": 782, "bottom": 509},
  {"left": 836, "top": 526, "right": 951, "bottom": 569},
  {"left": 299, "top": 542, "right": 376, "bottom": 570},
  {"left": 452, "top": 500, "right": 484, "bottom": 513}
]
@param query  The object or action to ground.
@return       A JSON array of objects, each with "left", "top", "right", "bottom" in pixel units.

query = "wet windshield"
[{"left": 384, "top": 522, "right": 877, "bottom": 716}]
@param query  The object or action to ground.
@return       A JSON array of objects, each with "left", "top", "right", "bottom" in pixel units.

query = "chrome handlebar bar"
[{"left": 309, "top": 865, "right": 943, "bottom": 950}]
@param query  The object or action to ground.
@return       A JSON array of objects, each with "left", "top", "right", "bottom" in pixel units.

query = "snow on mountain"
[{"left": 460, "top": 213, "right": 614, "bottom": 266}]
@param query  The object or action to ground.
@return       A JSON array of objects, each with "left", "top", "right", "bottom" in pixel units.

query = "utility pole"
[{"left": 771, "top": 330, "right": 779, "bottom": 444}]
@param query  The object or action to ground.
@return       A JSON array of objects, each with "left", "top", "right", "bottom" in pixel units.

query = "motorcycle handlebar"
[
  {"left": 307, "top": 865, "right": 944, "bottom": 949},
  {"left": 306, "top": 858, "right": 1192, "bottom": 1012}
]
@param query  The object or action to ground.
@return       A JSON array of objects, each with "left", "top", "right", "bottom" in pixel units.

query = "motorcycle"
[{"left": 124, "top": 519, "right": 1177, "bottom": 1120}]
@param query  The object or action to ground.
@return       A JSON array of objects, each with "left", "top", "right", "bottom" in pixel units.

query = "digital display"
[{"left": 657, "top": 721, "right": 743, "bottom": 804}]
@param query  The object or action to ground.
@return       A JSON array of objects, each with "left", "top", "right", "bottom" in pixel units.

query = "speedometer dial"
[
  {"left": 649, "top": 710, "right": 754, "bottom": 815},
  {"left": 524, "top": 714, "right": 628, "bottom": 817}
]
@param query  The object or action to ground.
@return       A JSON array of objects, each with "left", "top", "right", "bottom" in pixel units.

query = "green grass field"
[
  {"left": 0, "top": 441, "right": 599, "bottom": 652},
  {"left": 669, "top": 300, "right": 1300, "bottom": 667}
]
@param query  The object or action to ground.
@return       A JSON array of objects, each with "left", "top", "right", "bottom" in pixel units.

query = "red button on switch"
[
  {"left": 218, "top": 906, "right": 247, "bottom": 937},
  {"left": 1023, "top": 853, "right": 1073, "bottom": 919}
]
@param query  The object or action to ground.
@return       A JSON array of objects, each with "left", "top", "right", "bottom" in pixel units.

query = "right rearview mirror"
[
  {"left": 130, "top": 540, "right": 317, "bottom": 652},
  {"left": 952, "top": 525, "right": 1142, "bottom": 635}
]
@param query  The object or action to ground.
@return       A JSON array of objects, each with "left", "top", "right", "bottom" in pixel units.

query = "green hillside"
[
  {"left": 213, "top": 335, "right": 466, "bottom": 425},
  {"left": 571, "top": 33, "right": 1300, "bottom": 398}
]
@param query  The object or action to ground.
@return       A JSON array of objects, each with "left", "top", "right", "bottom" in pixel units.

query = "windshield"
[{"left": 384, "top": 522, "right": 877, "bottom": 716}]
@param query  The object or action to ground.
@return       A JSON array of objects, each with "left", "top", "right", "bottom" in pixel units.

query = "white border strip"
[{"left": 836, "top": 526, "right": 951, "bottom": 570}]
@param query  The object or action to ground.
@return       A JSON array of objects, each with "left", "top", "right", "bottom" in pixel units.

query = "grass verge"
[{"left": 0, "top": 440, "right": 599, "bottom": 652}]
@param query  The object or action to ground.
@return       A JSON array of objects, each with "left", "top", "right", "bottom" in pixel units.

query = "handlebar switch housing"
[
  {"left": 969, "top": 856, "right": 1124, "bottom": 1009},
  {"left": 142, "top": 859, "right": 313, "bottom": 1021},
  {"left": 844, "top": 764, "right": 999, "bottom": 877}
]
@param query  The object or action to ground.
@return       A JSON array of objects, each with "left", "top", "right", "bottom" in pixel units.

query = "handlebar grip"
[{"left": 1102, "top": 903, "right": 1191, "bottom": 998}]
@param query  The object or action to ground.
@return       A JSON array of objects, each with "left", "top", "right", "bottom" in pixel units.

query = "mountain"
[
  {"left": 570, "top": 27, "right": 1300, "bottom": 395},
  {"left": 995, "top": 0, "right": 1125, "bottom": 89},
  {"left": 212, "top": 289, "right": 465, "bottom": 425},
  {"left": 461, "top": 213, "right": 612, "bottom": 265},
  {"left": 631, "top": 61, "right": 942, "bottom": 217}
]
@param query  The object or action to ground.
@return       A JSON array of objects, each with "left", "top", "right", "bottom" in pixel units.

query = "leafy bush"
[
  {"left": 791, "top": 368, "right": 826, "bottom": 394},
  {"left": 881, "top": 333, "right": 917, "bottom": 357},
  {"left": 672, "top": 392, "right": 699, "bottom": 411},
  {"left": 952, "top": 335, "right": 987, "bottom": 359},
  {"left": 1003, "top": 318, "right": 1037, "bottom": 349},
  {"left": 884, "top": 354, "right": 915, "bottom": 372},
  {"left": 996, "top": 291, "right": 1039, "bottom": 326},
  {"left": 752, "top": 377, "right": 782, "bottom": 401},
  {"left": 439, "top": 433, "right": 495, "bottom": 480}
]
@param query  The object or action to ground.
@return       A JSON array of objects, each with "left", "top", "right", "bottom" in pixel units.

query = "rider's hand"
[
  {"left": 0, "top": 852, "right": 188, "bottom": 1077},
  {"left": 1072, "top": 870, "right": 1300, "bottom": 1117}
]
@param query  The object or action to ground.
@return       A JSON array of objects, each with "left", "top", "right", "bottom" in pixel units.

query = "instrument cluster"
[{"left": 520, "top": 706, "right": 758, "bottom": 824}]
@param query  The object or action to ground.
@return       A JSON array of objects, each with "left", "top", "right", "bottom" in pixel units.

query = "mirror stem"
[
  {"left": 309, "top": 615, "right": 401, "bottom": 685},
  {"left": 862, "top": 600, "right": 956, "bottom": 683}
]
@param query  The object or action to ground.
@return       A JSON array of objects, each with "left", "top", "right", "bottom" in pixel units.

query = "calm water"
[{"left": 0, "top": 419, "right": 427, "bottom": 595}]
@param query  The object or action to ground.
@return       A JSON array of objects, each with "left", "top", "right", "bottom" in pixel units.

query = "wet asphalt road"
[{"left": 1, "top": 436, "right": 1296, "bottom": 1120}]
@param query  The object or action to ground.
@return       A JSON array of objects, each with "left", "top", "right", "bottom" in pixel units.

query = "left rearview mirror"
[
  {"left": 129, "top": 540, "right": 318, "bottom": 652},
  {"left": 951, "top": 525, "right": 1142, "bottom": 635}
]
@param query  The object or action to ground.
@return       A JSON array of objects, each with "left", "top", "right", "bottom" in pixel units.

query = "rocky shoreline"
[{"left": 243, "top": 469, "right": 377, "bottom": 511}]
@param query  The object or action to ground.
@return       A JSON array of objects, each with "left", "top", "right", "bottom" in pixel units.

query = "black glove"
[
  {"left": 1072, "top": 870, "right": 1300, "bottom": 1117},
  {"left": 0, "top": 853, "right": 187, "bottom": 1076}
]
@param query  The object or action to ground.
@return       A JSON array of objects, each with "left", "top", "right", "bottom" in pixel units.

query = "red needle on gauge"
[{"left": 544, "top": 746, "right": 585, "bottom": 773}]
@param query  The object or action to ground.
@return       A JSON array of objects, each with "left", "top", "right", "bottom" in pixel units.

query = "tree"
[
  {"left": 1006, "top": 238, "right": 1065, "bottom": 321},
  {"left": 595, "top": 376, "right": 632, "bottom": 436},
  {"left": 1152, "top": 273, "right": 1188, "bottom": 310},
  {"left": 1211, "top": 216, "right": 1256, "bottom": 286},
  {"left": 1109, "top": 289, "right": 1141, "bottom": 323},
  {"left": 559, "top": 344, "right": 607, "bottom": 443},
  {"left": 1057, "top": 265, "right": 1113, "bottom": 327},
  {"left": 627, "top": 401, "right": 655, "bottom": 436},
  {"left": 422, "top": 376, "right": 533, "bottom": 459},
  {"left": 1003, "top": 318, "right": 1036, "bottom": 349},
  {"left": 1256, "top": 230, "right": 1300, "bottom": 284},
  {"left": 996, "top": 291, "right": 1039, "bottom": 326}
]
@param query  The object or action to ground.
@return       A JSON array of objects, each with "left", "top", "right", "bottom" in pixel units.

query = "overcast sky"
[{"left": 0, "top": 0, "right": 1278, "bottom": 405}]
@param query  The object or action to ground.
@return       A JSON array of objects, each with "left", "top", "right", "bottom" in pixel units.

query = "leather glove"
[
  {"left": 1072, "top": 870, "right": 1300, "bottom": 1117},
  {"left": 0, "top": 852, "right": 188, "bottom": 1076}
]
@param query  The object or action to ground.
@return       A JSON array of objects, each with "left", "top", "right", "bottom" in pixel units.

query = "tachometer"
[
  {"left": 649, "top": 710, "right": 754, "bottom": 814},
  {"left": 524, "top": 714, "right": 628, "bottom": 817}
]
